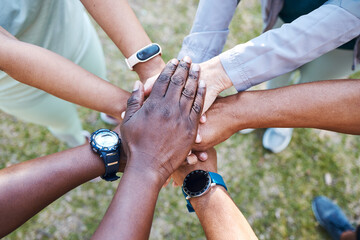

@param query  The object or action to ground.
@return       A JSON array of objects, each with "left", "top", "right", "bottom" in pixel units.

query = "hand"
[
  {"left": 143, "top": 73, "right": 160, "bottom": 96},
  {"left": 172, "top": 148, "right": 217, "bottom": 187},
  {"left": 199, "top": 56, "right": 233, "bottom": 113},
  {"left": 120, "top": 57, "right": 206, "bottom": 184},
  {"left": 193, "top": 95, "right": 239, "bottom": 151}
]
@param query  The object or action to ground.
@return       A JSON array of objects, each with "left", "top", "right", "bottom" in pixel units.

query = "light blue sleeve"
[
  {"left": 219, "top": 4, "right": 360, "bottom": 91},
  {"left": 177, "top": 0, "right": 239, "bottom": 63},
  {"left": 325, "top": 0, "right": 360, "bottom": 19}
]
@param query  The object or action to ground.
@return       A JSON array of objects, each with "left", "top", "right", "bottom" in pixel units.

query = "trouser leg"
[{"left": 0, "top": 20, "right": 107, "bottom": 147}]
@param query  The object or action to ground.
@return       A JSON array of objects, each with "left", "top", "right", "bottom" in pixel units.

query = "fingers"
[
  {"left": 189, "top": 80, "right": 206, "bottom": 123},
  {"left": 148, "top": 59, "right": 178, "bottom": 99},
  {"left": 164, "top": 56, "right": 192, "bottom": 102},
  {"left": 179, "top": 63, "right": 200, "bottom": 113},
  {"left": 193, "top": 151, "right": 208, "bottom": 161},
  {"left": 143, "top": 73, "right": 159, "bottom": 97},
  {"left": 200, "top": 114, "right": 207, "bottom": 124},
  {"left": 123, "top": 81, "right": 144, "bottom": 123},
  {"left": 186, "top": 153, "right": 198, "bottom": 165}
]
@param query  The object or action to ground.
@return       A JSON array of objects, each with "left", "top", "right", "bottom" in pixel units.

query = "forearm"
[
  {"left": 191, "top": 186, "right": 257, "bottom": 240},
  {"left": 231, "top": 79, "right": 360, "bottom": 134},
  {"left": 178, "top": 0, "right": 238, "bottom": 63},
  {"left": 0, "top": 144, "right": 115, "bottom": 237},
  {"left": 0, "top": 37, "right": 129, "bottom": 119},
  {"left": 93, "top": 165, "right": 162, "bottom": 239},
  {"left": 81, "top": 0, "right": 165, "bottom": 81},
  {"left": 219, "top": 4, "right": 360, "bottom": 91}
]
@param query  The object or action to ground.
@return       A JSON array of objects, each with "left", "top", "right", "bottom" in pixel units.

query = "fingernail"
[
  {"left": 171, "top": 58, "right": 178, "bottom": 65},
  {"left": 199, "top": 152, "right": 208, "bottom": 161},
  {"left": 199, "top": 80, "right": 205, "bottom": 88},
  {"left": 121, "top": 111, "right": 125, "bottom": 119},
  {"left": 183, "top": 56, "right": 191, "bottom": 63},
  {"left": 200, "top": 114, "right": 206, "bottom": 123},
  {"left": 187, "top": 155, "right": 197, "bottom": 165},
  {"left": 195, "top": 133, "right": 202, "bottom": 143},
  {"left": 191, "top": 63, "right": 200, "bottom": 72},
  {"left": 133, "top": 81, "right": 140, "bottom": 91}
]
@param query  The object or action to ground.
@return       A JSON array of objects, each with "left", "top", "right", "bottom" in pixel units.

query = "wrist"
[
  {"left": 200, "top": 56, "right": 233, "bottom": 93},
  {"left": 133, "top": 55, "right": 165, "bottom": 82},
  {"left": 190, "top": 185, "right": 228, "bottom": 212},
  {"left": 125, "top": 153, "right": 168, "bottom": 188}
]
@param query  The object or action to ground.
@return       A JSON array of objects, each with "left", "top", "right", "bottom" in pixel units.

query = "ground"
[{"left": 1, "top": 0, "right": 360, "bottom": 239}]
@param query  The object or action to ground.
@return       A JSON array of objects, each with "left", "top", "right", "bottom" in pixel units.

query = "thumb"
[
  {"left": 123, "top": 81, "right": 144, "bottom": 122},
  {"left": 144, "top": 74, "right": 158, "bottom": 96}
]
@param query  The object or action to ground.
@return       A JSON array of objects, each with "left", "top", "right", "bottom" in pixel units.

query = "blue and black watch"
[
  {"left": 182, "top": 170, "right": 227, "bottom": 212},
  {"left": 90, "top": 129, "right": 121, "bottom": 182}
]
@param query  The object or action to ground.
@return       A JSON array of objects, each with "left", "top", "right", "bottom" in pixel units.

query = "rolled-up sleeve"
[
  {"left": 220, "top": 3, "right": 360, "bottom": 91},
  {"left": 178, "top": 0, "right": 238, "bottom": 63}
]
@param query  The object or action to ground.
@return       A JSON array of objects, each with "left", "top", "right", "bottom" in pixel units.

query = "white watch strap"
[{"left": 125, "top": 43, "right": 161, "bottom": 70}]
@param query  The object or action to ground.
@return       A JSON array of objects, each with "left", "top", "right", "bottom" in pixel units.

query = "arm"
[
  {"left": 194, "top": 79, "right": 360, "bottom": 151},
  {"left": 93, "top": 58, "right": 206, "bottom": 239},
  {"left": 0, "top": 27, "right": 129, "bottom": 120},
  {"left": 177, "top": 0, "right": 238, "bottom": 63},
  {"left": 0, "top": 57, "right": 204, "bottom": 238},
  {"left": 80, "top": 0, "right": 165, "bottom": 81},
  {"left": 145, "top": 0, "right": 238, "bottom": 95},
  {"left": 199, "top": 3, "right": 360, "bottom": 112},
  {"left": 172, "top": 148, "right": 258, "bottom": 240},
  {"left": 0, "top": 142, "right": 126, "bottom": 238}
]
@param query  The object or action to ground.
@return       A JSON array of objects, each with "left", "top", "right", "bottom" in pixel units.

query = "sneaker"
[
  {"left": 238, "top": 128, "right": 255, "bottom": 134},
  {"left": 262, "top": 128, "right": 293, "bottom": 153},
  {"left": 81, "top": 130, "right": 91, "bottom": 142},
  {"left": 100, "top": 113, "right": 119, "bottom": 125},
  {"left": 312, "top": 196, "right": 354, "bottom": 240}
]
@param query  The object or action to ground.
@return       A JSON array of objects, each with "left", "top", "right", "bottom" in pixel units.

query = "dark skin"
[
  {"left": 195, "top": 79, "right": 360, "bottom": 152},
  {"left": 94, "top": 57, "right": 205, "bottom": 239},
  {"left": 0, "top": 57, "right": 205, "bottom": 239}
]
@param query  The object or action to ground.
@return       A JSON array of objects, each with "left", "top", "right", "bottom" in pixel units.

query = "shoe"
[
  {"left": 312, "top": 196, "right": 354, "bottom": 240},
  {"left": 262, "top": 128, "right": 293, "bottom": 153},
  {"left": 238, "top": 128, "right": 255, "bottom": 134},
  {"left": 100, "top": 113, "right": 119, "bottom": 125},
  {"left": 81, "top": 130, "right": 91, "bottom": 142}
]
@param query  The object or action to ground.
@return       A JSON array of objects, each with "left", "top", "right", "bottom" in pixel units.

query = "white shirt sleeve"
[
  {"left": 177, "top": 0, "right": 238, "bottom": 63},
  {"left": 219, "top": 4, "right": 360, "bottom": 91}
]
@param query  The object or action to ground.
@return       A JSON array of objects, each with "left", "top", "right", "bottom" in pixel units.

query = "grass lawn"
[{"left": 1, "top": 0, "right": 360, "bottom": 239}]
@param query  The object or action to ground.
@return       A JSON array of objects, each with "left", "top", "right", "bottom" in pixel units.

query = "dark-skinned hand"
[{"left": 120, "top": 57, "right": 206, "bottom": 184}]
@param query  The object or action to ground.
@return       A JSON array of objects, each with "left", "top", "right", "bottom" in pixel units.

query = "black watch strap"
[{"left": 100, "top": 150, "right": 120, "bottom": 181}]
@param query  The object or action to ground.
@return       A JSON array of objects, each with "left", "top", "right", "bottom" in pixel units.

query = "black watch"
[
  {"left": 90, "top": 129, "right": 121, "bottom": 181},
  {"left": 182, "top": 170, "right": 227, "bottom": 212}
]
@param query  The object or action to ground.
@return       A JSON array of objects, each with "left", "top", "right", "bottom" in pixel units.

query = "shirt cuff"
[{"left": 178, "top": 30, "right": 229, "bottom": 63}]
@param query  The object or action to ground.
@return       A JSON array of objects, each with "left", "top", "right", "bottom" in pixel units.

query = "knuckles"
[
  {"left": 127, "top": 94, "right": 140, "bottom": 107},
  {"left": 192, "top": 102, "right": 202, "bottom": 114},
  {"left": 157, "top": 73, "right": 171, "bottom": 83},
  {"left": 170, "top": 74, "right": 185, "bottom": 86},
  {"left": 182, "top": 88, "right": 195, "bottom": 99}
]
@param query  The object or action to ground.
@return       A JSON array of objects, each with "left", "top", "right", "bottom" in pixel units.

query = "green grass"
[{"left": 1, "top": 0, "right": 360, "bottom": 239}]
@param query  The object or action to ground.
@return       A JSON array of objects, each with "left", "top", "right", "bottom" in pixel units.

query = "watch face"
[
  {"left": 94, "top": 131, "right": 119, "bottom": 148},
  {"left": 137, "top": 44, "right": 160, "bottom": 61},
  {"left": 183, "top": 170, "right": 211, "bottom": 198}
]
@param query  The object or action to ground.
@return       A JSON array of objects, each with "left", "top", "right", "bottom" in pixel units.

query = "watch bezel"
[
  {"left": 90, "top": 128, "right": 120, "bottom": 153},
  {"left": 182, "top": 170, "right": 212, "bottom": 198}
]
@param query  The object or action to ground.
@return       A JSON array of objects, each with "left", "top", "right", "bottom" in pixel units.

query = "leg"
[
  {"left": 1, "top": 94, "right": 84, "bottom": 147},
  {"left": 298, "top": 48, "right": 357, "bottom": 84},
  {"left": 0, "top": 17, "right": 107, "bottom": 147}
]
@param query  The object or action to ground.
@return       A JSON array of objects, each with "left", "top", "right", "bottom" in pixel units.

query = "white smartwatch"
[{"left": 125, "top": 43, "right": 162, "bottom": 70}]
